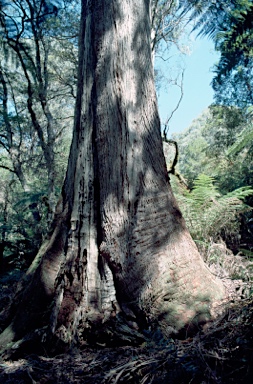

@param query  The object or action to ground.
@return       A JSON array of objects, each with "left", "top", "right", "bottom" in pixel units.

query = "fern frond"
[
  {"left": 224, "top": 186, "right": 253, "bottom": 200},
  {"left": 174, "top": 174, "right": 253, "bottom": 244},
  {"left": 190, "top": 174, "right": 220, "bottom": 207},
  {"left": 227, "top": 124, "right": 253, "bottom": 155}
]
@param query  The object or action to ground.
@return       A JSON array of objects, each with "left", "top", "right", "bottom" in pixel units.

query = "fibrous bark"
[{"left": 0, "top": 0, "right": 225, "bottom": 352}]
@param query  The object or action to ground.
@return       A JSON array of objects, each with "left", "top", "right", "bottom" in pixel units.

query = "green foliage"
[
  {"left": 0, "top": 0, "right": 75, "bottom": 269},
  {"left": 227, "top": 122, "right": 253, "bottom": 156},
  {"left": 212, "top": 1, "right": 253, "bottom": 93},
  {"left": 213, "top": 62, "right": 253, "bottom": 109},
  {"left": 173, "top": 174, "right": 253, "bottom": 248},
  {"left": 171, "top": 104, "right": 253, "bottom": 257},
  {"left": 173, "top": 106, "right": 253, "bottom": 194},
  {"left": 179, "top": 0, "right": 253, "bottom": 108},
  {"left": 0, "top": 170, "right": 50, "bottom": 269},
  {"left": 170, "top": 109, "right": 210, "bottom": 189},
  {"left": 202, "top": 105, "right": 245, "bottom": 157},
  {"left": 0, "top": 0, "right": 77, "bottom": 208}
]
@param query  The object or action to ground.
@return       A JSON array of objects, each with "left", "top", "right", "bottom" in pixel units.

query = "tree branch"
[
  {"left": 163, "top": 68, "right": 185, "bottom": 140},
  {"left": 0, "top": 164, "right": 15, "bottom": 173}
]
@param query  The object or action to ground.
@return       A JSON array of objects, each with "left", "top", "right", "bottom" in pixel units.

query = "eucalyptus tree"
[
  {"left": 0, "top": 0, "right": 186, "bottom": 198},
  {"left": 0, "top": 0, "right": 188, "bottom": 270},
  {"left": 0, "top": 0, "right": 225, "bottom": 353}
]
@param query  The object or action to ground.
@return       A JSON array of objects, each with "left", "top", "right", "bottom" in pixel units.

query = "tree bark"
[{"left": 0, "top": 0, "right": 225, "bottom": 352}]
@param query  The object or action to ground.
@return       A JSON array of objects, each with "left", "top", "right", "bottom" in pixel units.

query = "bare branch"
[
  {"left": 0, "top": 140, "right": 10, "bottom": 152},
  {"left": 0, "top": 164, "right": 15, "bottom": 173},
  {"left": 163, "top": 69, "right": 185, "bottom": 140}
]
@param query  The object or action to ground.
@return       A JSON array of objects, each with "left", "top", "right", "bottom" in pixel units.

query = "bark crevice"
[{"left": 0, "top": 0, "right": 226, "bottom": 356}]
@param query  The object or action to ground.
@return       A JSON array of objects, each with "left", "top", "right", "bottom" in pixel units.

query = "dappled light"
[{"left": 0, "top": 1, "right": 253, "bottom": 383}]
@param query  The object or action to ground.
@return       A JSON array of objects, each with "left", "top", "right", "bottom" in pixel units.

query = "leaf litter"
[{"left": 1, "top": 258, "right": 253, "bottom": 383}]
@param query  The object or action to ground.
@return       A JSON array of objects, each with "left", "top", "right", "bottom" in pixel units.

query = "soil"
[{"left": 1, "top": 270, "right": 253, "bottom": 383}]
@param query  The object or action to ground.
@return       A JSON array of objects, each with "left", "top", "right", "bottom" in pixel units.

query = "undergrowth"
[
  {"left": 0, "top": 297, "right": 253, "bottom": 383},
  {"left": 173, "top": 174, "right": 253, "bottom": 252},
  {"left": 1, "top": 239, "right": 253, "bottom": 383},
  {"left": 0, "top": 174, "right": 253, "bottom": 383}
]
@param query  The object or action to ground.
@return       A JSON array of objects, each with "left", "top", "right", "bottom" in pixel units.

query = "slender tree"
[
  {"left": 0, "top": 0, "right": 225, "bottom": 352},
  {"left": 0, "top": 0, "right": 78, "bottom": 216}
]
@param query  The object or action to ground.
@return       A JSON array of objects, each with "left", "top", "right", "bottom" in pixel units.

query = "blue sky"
[{"left": 157, "top": 36, "right": 220, "bottom": 137}]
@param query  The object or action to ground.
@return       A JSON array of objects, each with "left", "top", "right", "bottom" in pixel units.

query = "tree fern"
[
  {"left": 174, "top": 174, "right": 253, "bottom": 246},
  {"left": 190, "top": 174, "right": 220, "bottom": 206},
  {"left": 227, "top": 123, "right": 253, "bottom": 156}
]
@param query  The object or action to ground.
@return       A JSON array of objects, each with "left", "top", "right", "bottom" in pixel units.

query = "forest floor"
[{"left": 0, "top": 266, "right": 253, "bottom": 383}]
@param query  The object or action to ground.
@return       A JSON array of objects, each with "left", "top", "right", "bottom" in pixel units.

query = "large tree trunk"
[{"left": 0, "top": 0, "right": 225, "bottom": 352}]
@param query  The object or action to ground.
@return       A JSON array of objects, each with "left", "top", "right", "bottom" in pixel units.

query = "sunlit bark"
[{"left": 0, "top": 0, "right": 225, "bottom": 351}]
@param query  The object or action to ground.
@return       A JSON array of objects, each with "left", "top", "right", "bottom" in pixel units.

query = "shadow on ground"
[{"left": 1, "top": 271, "right": 253, "bottom": 383}]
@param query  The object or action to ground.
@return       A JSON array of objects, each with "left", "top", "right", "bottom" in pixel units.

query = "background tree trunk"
[{"left": 0, "top": 0, "right": 225, "bottom": 351}]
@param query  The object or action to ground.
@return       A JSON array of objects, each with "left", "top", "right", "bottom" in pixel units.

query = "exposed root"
[
  {"left": 1, "top": 243, "right": 253, "bottom": 383},
  {"left": 0, "top": 296, "right": 253, "bottom": 383}
]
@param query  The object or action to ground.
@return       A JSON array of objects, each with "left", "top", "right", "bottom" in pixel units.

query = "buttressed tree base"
[{"left": 0, "top": 0, "right": 225, "bottom": 353}]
